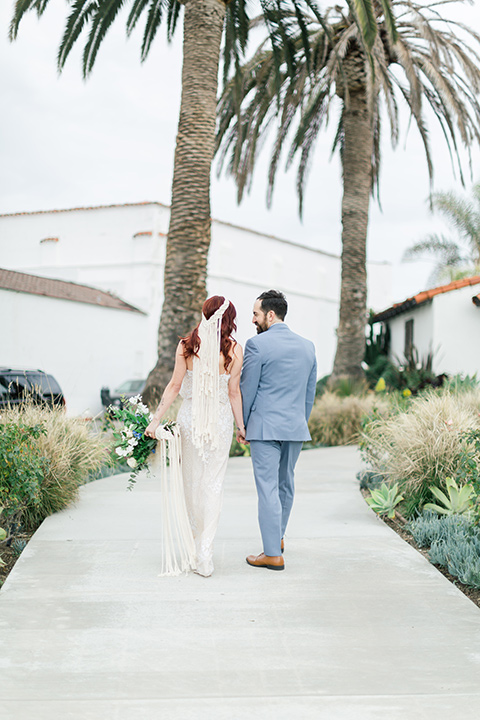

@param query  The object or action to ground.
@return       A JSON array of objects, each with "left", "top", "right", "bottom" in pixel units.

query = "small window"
[{"left": 405, "top": 319, "right": 414, "bottom": 357}]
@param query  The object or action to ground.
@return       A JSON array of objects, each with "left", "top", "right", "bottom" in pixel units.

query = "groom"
[{"left": 238, "top": 290, "right": 317, "bottom": 571}]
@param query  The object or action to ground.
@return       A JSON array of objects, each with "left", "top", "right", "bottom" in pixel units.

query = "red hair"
[{"left": 182, "top": 296, "right": 237, "bottom": 372}]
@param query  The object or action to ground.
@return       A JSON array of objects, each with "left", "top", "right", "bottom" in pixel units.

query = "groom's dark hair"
[{"left": 258, "top": 290, "right": 288, "bottom": 320}]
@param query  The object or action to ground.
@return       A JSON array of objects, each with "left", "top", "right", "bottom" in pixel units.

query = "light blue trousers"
[{"left": 249, "top": 440, "right": 303, "bottom": 557}]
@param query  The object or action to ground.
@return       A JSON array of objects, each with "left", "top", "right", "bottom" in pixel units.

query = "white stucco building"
[
  {"left": 0, "top": 268, "right": 147, "bottom": 415},
  {"left": 1, "top": 201, "right": 392, "bottom": 415},
  {"left": 371, "top": 276, "right": 480, "bottom": 376}
]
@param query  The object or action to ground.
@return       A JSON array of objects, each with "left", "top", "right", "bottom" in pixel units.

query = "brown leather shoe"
[
  {"left": 246, "top": 553, "right": 285, "bottom": 571},
  {"left": 281, "top": 538, "right": 284, "bottom": 554}
]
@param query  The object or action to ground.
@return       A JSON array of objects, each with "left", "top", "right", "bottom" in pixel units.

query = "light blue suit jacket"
[{"left": 241, "top": 323, "right": 317, "bottom": 441}]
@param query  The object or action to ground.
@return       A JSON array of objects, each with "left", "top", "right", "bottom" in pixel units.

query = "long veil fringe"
[{"left": 152, "top": 424, "right": 196, "bottom": 576}]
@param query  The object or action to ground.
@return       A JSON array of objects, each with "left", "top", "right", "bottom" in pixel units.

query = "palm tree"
[
  {"left": 217, "top": 0, "right": 480, "bottom": 381},
  {"left": 403, "top": 182, "right": 480, "bottom": 284},
  {"left": 10, "top": 0, "right": 392, "bottom": 405}
]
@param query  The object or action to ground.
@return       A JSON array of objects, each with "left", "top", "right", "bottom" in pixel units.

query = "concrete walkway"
[{"left": 2, "top": 446, "right": 480, "bottom": 719}]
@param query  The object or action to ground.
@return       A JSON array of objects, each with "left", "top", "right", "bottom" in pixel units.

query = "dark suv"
[{"left": 0, "top": 368, "right": 65, "bottom": 409}]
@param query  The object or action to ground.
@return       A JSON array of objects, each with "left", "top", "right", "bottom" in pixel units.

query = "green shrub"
[
  {"left": 315, "top": 374, "right": 330, "bottom": 397},
  {"left": 365, "top": 345, "right": 447, "bottom": 395},
  {"left": 309, "top": 392, "right": 389, "bottom": 446},
  {"left": 408, "top": 511, "right": 480, "bottom": 588},
  {"left": 443, "top": 374, "right": 479, "bottom": 393},
  {"left": 0, "top": 419, "right": 46, "bottom": 526},
  {"left": 408, "top": 512, "right": 469, "bottom": 548},
  {"left": 429, "top": 537, "right": 480, "bottom": 588},
  {"left": 357, "top": 470, "right": 384, "bottom": 490},
  {"left": 0, "top": 506, "right": 7, "bottom": 567},
  {"left": 361, "top": 390, "right": 480, "bottom": 514},
  {"left": 1, "top": 405, "right": 110, "bottom": 530}
]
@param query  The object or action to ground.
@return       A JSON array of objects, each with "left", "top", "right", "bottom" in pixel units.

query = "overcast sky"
[{"left": 1, "top": 0, "right": 480, "bottom": 303}]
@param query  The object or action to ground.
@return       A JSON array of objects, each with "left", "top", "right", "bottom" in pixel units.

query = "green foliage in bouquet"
[{"left": 109, "top": 395, "right": 176, "bottom": 488}]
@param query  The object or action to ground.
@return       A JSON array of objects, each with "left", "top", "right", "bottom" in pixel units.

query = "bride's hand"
[{"left": 145, "top": 417, "right": 161, "bottom": 439}]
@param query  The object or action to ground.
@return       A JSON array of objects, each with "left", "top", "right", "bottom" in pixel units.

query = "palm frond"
[
  {"left": 347, "top": 0, "right": 377, "bottom": 50},
  {"left": 81, "top": 0, "right": 128, "bottom": 77},
  {"left": 432, "top": 190, "right": 480, "bottom": 250},
  {"left": 378, "top": 0, "right": 398, "bottom": 43},
  {"left": 403, "top": 234, "right": 464, "bottom": 264},
  {"left": 138, "top": 0, "right": 165, "bottom": 61},
  {"left": 9, "top": 0, "right": 49, "bottom": 39},
  {"left": 216, "top": 0, "right": 480, "bottom": 218},
  {"left": 57, "top": 0, "right": 98, "bottom": 71}
]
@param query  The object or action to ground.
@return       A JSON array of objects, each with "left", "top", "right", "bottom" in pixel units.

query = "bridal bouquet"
[{"left": 109, "top": 394, "right": 176, "bottom": 488}]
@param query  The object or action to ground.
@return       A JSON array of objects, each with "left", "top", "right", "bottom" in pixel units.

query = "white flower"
[
  {"left": 115, "top": 446, "right": 131, "bottom": 458},
  {"left": 137, "top": 402, "right": 149, "bottom": 415},
  {"left": 127, "top": 437, "right": 138, "bottom": 447},
  {"left": 126, "top": 457, "right": 138, "bottom": 469},
  {"left": 125, "top": 428, "right": 134, "bottom": 439},
  {"left": 128, "top": 395, "right": 142, "bottom": 405}
]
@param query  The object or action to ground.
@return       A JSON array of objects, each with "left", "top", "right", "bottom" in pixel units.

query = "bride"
[{"left": 145, "top": 296, "right": 244, "bottom": 576}]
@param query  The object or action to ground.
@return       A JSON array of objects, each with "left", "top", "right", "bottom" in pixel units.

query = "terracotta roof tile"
[
  {"left": 372, "top": 275, "right": 480, "bottom": 322},
  {"left": 0, "top": 267, "right": 145, "bottom": 314}
]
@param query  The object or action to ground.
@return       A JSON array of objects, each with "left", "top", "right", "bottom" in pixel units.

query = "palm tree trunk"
[
  {"left": 331, "top": 88, "right": 373, "bottom": 381},
  {"left": 143, "top": 0, "right": 226, "bottom": 408}
]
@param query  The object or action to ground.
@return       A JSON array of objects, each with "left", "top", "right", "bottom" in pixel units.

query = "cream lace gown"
[{"left": 177, "top": 370, "right": 233, "bottom": 576}]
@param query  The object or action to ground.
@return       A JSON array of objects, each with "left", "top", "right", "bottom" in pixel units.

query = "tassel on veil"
[
  {"left": 153, "top": 424, "right": 197, "bottom": 576},
  {"left": 192, "top": 298, "right": 230, "bottom": 459}
]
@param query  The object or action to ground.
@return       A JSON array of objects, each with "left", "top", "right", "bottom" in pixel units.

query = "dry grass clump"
[
  {"left": 308, "top": 392, "right": 390, "bottom": 446},
  {"left": 361, "top": 390, "right": 480, "bottom": 502},
  {"left": 1, "top": 405, "right": 110, "bottom": 528}
]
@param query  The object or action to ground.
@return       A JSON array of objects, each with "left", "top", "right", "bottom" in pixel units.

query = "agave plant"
[
  {"left": 424, "top": 477, "right": 476, "bottom": 516},
  {"left": 366, "top": 482, "right": 404, "bottom": 519}
]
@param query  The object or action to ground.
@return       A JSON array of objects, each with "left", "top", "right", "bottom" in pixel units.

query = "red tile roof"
[
  {"left": 0, "top": 268, "right": 145, "bottom": 314},
  {"left": 372, "top": 276, "right": 480, "bottom": 322}
]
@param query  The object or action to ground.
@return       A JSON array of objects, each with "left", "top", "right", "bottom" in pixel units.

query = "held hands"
[
  {"left": 145, "top": 417, "right": 161, "bottom": 439},
  {"left": 236, "top": 427, "right": 247, "bottom": 444}
]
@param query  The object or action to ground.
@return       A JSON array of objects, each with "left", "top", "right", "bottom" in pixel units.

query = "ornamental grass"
[
  {"left": 361, "top": 390, "right": 480, "bottom": 514},
  {"left": 0, "top": 404, "right": 110, "bottom": 529},
  {"left": 308, "top": 392, "right": 390, "bottom": 447}
]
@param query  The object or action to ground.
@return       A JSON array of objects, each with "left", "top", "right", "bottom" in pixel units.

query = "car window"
[
  {"left": 27, "top": 373, "right": 61, "bottom": 396},
  {"left": 2, "top": 374, "right": 29, "bottom": 400},
  {"left": 115, "top": 379, "right": 145, "bottom": 393}
]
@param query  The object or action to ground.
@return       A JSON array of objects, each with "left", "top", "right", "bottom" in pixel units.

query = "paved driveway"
[{"left": 2, "top": 446, "right": 480, "bottom": 719}]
